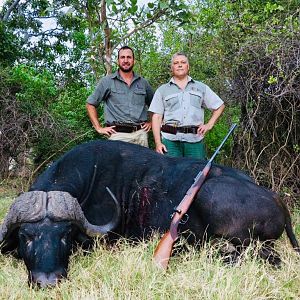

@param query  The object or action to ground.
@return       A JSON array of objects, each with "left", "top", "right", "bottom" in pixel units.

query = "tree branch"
[
  {"left": 112, "top": 8, "right": 168, "bottom": 52},
  {"left": 2, "top": 0, "right": 23, "bottom": 21}
]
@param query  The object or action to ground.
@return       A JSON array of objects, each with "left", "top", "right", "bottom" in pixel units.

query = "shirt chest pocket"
[
  {"left": 164, "top": 93, "right": 180, "bottom": 112},
  {"left": 133, "top": 88, "right": 146, "bottom": 105},
  {"left": 189, "top": 90, "right": 203, "bottom": 109},
  {"left": 110, "top": 87, "right": 126, "bottom": 105}
]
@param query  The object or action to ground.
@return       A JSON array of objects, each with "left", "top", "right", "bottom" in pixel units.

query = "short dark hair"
[{"left": 118, "top": 46, "right": 134, "bottom": 59}]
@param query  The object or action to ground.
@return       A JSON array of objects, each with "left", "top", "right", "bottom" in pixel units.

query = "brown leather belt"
[
  {"left": 161, "top": 124, "right": 199, "bottom": 134},
  {"left": 106, "top": 122, "right": 144, "bottom": 133}
]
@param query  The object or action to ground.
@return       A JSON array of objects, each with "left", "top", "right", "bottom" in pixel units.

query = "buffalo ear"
[
  {"left": 74, "top": 230, "right": 94, "bottom": 250},
  {"left": 0, "top": 227, "right": 19, "bottom": 256}
]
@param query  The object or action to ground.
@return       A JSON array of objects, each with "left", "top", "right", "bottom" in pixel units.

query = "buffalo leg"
[
  {"left": 258, "top": 241, "right": 281, "bottom": 267},
  {"left": 210, "top": 239, "right": 243, "bottom": 265},
  {"left": 220, "top": 244, "right": 244, "bottom": 265}
]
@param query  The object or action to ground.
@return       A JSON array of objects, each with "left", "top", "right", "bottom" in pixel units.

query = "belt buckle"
[
  {"left": 171, "top": 125, "right": 177, "bottom": 134},
  {"left": 170, "top": 123, "right": 178, "bottom": 134}
]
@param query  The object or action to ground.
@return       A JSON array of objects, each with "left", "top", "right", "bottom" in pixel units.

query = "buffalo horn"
[
  {"left": 0, "top": 191, "right": 48, "bottom": 243},
  {"left": 47, "top": 191, "right": 120, "bottom": 236}
]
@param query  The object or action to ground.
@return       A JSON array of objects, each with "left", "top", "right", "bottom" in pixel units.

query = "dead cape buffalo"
[{"left": 0, "top": 140, "right": 299, "bottom": 287}]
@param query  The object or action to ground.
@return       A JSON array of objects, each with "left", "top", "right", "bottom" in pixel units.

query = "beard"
[{"left": 119, "top": 64, "right": 134, "bottom": 72}]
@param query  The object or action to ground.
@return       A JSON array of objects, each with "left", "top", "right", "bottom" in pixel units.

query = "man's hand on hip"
[
  {"left": 197, "top": 123, "right": 213, "bottom": 136},
  {"left": 96, "top": 126, "right": 117, "bottom": 137},
  {"left": 141, "top": 121, "right": 152, "bottom": 132}
]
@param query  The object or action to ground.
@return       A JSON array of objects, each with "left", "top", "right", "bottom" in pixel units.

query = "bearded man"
[{"left": 86, "top": 46, "right": 154, "bottom": 147}]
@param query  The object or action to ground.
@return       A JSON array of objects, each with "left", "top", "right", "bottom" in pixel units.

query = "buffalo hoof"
[
  {"left": 218, "top": 241, "right": 242, "bottom": 266},
  {"left": 221, "top": 250, "right": 242, "bottom": 266},
  {"left": 258, "top": 246, "right": 282, "bottom": 268}
]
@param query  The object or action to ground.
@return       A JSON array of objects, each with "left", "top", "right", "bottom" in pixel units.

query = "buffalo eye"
[
  {"left": 60, "top": 228, "right": 72, "bottom": 246},
  {"left": 19, "top": 232, "right": 34, "bottom": 247}
]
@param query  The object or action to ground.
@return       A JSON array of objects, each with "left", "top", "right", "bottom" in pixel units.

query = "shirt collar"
[
  {"left": 111, "top": 71, "right": 119, "bottom": 79},
  {"left": 112, "top": 70, "right": 140, "bottom": 81},
  {"left": 169, "top": 76, "right": 194, "bottom": 85}
]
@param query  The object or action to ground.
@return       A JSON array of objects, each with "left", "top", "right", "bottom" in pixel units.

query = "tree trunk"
[{"left": 101, "top": 0, "right": 112, "bottom": 75}]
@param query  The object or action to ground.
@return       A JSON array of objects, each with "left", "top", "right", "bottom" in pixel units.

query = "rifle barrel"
[{"left": 209, "top": 123, "right": 237, "bottom": 163}]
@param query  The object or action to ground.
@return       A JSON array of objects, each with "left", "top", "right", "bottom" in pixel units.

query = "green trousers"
[{"left": 162, "top": 138, "right": 206, "bottom": 159}]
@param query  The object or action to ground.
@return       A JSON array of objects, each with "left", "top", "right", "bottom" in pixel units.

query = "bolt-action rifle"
[{"left": 153, "top": 123, "right": 237, "bottom": 270}]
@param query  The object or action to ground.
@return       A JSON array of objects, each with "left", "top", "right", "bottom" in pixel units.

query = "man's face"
[
  {"left": 118, "top": 49, "right": 135, "bottom": 73},
  {"left": 171, "top": 55, "right": 189, "bottom": 78}
]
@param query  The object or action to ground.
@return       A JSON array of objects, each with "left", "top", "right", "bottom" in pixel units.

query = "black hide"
[{"left": 29, "top": 140, "right": 288, "bottom": 243}]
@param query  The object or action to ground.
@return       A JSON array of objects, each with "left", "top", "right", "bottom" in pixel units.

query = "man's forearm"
[
  {"left": 207, "top": 104, "right": 225, "bottom": 128},
  {"left": 86, "top": 103, "right": 102, "bottom": 131},
  {"left": 152, "top": 114, "right": 163, "bottom": 145}
]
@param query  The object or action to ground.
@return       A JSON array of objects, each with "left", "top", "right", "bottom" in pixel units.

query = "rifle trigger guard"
[
  {"left": 179, "top": 213, "right": 189, "bottom": 225},
  {"left": 170, "top": 207, "right": 182, "bottom": 219},
  {"left": 169, "top": 208, "right": 189, "bottom": 224}
]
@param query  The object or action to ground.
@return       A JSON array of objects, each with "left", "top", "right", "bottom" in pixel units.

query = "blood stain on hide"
[{"left": 138, "top": 187, "right": 151, "bottom": 227}]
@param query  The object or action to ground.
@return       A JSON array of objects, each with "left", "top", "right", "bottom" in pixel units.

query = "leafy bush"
[
  {"left": 0, "top": 23, "right": 21, "bottom": 67},
  {"left": 50, "top": 84, "right": 97, "bottom": 142},
  {"left": 0, "top": 65, "right": 75, "bottom": 179}
]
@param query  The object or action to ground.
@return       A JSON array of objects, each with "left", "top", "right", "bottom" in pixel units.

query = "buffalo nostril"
[{"left": 29, "top": 271, "right": 65, "bottom": 288}]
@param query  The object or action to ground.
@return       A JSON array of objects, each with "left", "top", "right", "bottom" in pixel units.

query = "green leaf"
[
  {"left": 267, "top": 75, "right": 278, "bottom": 84},
  {"left": 112, "top": 5, "right": 118, "bottom": 14},
  {"left": 131, "top": 5, "right": 138, "bottom": 14},
  {"left": 45, "top": 6, "right": 54, "bottom": 13},
  {"left": 159, "top": 1, "right": 169, "bottom": 10}
]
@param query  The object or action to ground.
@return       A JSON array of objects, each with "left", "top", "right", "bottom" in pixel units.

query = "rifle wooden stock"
[{"left": 153, "top": 124, "right": 237, "bottom": 269}]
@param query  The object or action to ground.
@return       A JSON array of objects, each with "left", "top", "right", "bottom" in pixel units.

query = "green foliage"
[
  {"left": 126, "top": 26, "right": 170, "bottom": 88},
  {"left": 1, "top": 0, "right": 194, "bottom": 80},
  {"left": 205, "top": 106, "right": 240, "bottom": 164},
  {"left": 0, "top": 23, "right": 21, "bottom": 66},
  {"left": 192, "top": 0, "right": 300, "bottom": 193},
  {"left": 11, "top": 65, "right": 58, "bottom": 109},
  {"left": 50, "top": 84, "right": 97, "bottom": 142},
  {"left": 0, "top": 57, "right": 100, "bottom": 177}
]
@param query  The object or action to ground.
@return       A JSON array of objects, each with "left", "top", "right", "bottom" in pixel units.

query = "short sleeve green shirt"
[
  {"left": 87, "top": 71, "right": 154, "bottom": 123},
  {"left": 148, "top": 76, "right": 224, "bottom": 142}
]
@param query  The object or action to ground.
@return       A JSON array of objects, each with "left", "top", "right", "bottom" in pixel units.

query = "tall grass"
[{"left": 0, "top": 190, "right": 299, "bottom": 299}]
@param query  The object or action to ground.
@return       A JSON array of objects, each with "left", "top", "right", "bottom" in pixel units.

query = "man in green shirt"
[{"left": 86, "top": 46, "right": 154, "bottom": 147}]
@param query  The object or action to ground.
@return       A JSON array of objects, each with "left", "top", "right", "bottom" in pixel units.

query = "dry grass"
[{"left": 0, "top": 189, "right": 299, "bottom": 300}]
